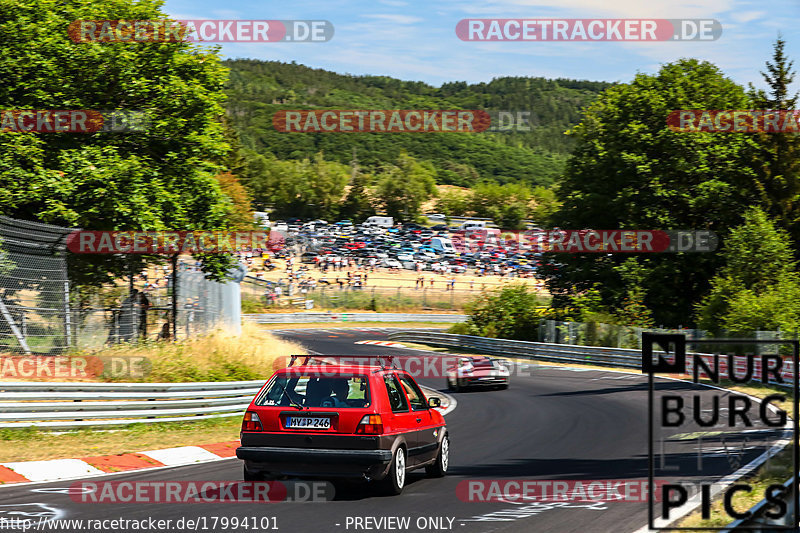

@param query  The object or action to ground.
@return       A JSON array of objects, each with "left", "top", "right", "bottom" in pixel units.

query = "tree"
[
  {"left": 214, "top": 173, "right": 254, "bottom": 229},
  {"left": 242, "top": 151, "right": 348, "bottom": 220},
  {"left": 300, "top": 153, "right": 350, "bottom": 220},
  {"left": 0, "top": 0, "right": 240, "bottom": 283},
  {"left": 696, "top": 207, "right": 800, "bottom": 334},
  {"left": 340, "top": 149, "right": 374, "bottom": 221},
  {"left": 749, "top": 37, "right": 800, "bottom": 244},
  {"left": 434, "top": 188, "right": 471, "bottom": 217},
  {"left": 530, "top": 186, "right": 560, "bottom": 224},
  {"left": 540, "top": 59, "right": 762, "bottom": 326},
  {"left": 374, "top": 154, "right": 437, "bottom": 222},
  {"left": 470, "top": 182, "right": 532, "bottom": 229}
]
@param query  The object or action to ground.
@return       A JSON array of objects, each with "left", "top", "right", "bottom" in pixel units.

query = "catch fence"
[{"left": 0, "top": 216, "right": 241, "bottom": 354}]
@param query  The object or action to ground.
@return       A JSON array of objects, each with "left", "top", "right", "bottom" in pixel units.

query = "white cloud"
[
  {"left": 361, "top": 14, "right": 425, "bottom": 24},
  {"left": 730, "top": 10, "right": 764, "bottom": 23},
  {"left": 446, "top": 0, "right": 737, "bottom": 19}
]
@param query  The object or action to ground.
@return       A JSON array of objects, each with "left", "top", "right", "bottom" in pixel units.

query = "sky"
[{"left": 162, "top": 0, "right": 800, "bottom": 91}]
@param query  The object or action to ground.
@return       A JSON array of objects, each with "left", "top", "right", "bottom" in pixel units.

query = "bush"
[{"left": 458, "top": 284, "right": 543, "bottom": 341}]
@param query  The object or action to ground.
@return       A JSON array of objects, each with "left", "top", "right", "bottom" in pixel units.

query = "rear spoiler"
[{"left": 288, "top": 354, "right": 396, "bottom": 371}]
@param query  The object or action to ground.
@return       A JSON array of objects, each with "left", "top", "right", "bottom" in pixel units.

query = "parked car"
[
  {"left": 381, "top": 258, "right": 402, "bottom": 269},
  {"left": 236, "top": 357, "right": 449, "bottom": 495},
  {"left": 300, "top": 252, "right": 317, "bottom": 264},
  {"left": 363, "top": 216, "right": 394, "bottom": 228},
  {"left": 446, "top": 356, "right": 510, "bottom": 391}
]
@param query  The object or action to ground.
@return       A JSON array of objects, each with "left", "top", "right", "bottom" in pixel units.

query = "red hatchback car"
[{"left": 236, "top": 356, "right": 449, "bottom": 495}]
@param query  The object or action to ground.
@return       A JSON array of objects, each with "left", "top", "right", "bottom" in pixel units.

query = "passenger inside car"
[{"left": 321, "top": 378, "right": 350, "bottom": 408}]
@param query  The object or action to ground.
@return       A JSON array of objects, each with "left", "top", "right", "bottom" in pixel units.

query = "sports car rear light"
[
  {"left": 242, "top": 411, "right": 263, "bottom": 432},
  {"left": 356, "top": 414, "right": 383, "bottom": 435}
]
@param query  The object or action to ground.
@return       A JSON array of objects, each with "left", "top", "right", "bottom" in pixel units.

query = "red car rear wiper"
[{"left": 274, "top": 379, "right": 304, "bottom": 410}]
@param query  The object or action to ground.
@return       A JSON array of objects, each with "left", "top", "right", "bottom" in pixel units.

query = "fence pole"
[
  {"left": 0, "top": 299, "right": 31, "bottom": 354},
  {"left": 63, "top": 280, "right": 72, "bottom": 347},
  {"left": 171, "top": 254, "right": 178, "bottom": 341}
]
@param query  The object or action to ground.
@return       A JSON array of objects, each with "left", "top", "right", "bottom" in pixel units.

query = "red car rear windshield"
[{"left": 256, "top": 374, "right": 371, "bottom": 408}]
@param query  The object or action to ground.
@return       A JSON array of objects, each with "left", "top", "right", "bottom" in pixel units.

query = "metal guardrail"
[
  {"left": 387, "top": 330, "right": 643, "bottom": 368},
  {"left": 244, "top": 313, "right": 467, "bottom": 324},
  {"left": 719, "top": 475, "right": 795, "bottom": 532},
  {"left": 0, "top": 380, "right": 264, "bottom": 429}
]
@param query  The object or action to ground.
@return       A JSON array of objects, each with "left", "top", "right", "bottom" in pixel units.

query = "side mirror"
[{"left": 428, "top": 397, "right": 442, "bottom": 408}]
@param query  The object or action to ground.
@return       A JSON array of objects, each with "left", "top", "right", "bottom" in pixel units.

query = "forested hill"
[{"left": 223, "top": 59, "right": 612, "bottom": 187}]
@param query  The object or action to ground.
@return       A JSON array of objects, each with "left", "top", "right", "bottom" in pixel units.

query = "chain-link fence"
[
  {"left": 0, "top": 216, "right": 73, "bottom": 354},
  {"left": 0, "top": 217, "right": 241, "bottom": 354},
  {"left": 537, "top": 319, "right": 792, "bottom": 353},
  {"left": 72, "top": 261, "right": 242, "bottom": 351}
]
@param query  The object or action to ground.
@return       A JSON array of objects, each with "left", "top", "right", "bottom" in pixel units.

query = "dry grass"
[
  {"left": 0, "top": 325, "right": 309, "bottom": 460},
  {"left": 120, "top": 322, "right": 305, "bottom": 382},
  {"left": 101, "top": 322, "right": 306, "bottom": 382},
  {"left": 0, "top": 323, "right": 307, "bottom": 383}
]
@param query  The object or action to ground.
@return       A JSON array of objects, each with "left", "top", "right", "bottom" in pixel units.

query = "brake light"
[
  {"left": 356, "top": 414, "right": 383, "bottom": 435},
  {"left": 242, "top": 411, "right": 263, "bottom": 432}
]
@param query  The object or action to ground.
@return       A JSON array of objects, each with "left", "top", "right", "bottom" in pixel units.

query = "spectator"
[
  {"left": 138, "top": 290, "right": 151, "bottom": 338},
  {"left": 157, "top": 321, "right": 171, "bottom": 341}
]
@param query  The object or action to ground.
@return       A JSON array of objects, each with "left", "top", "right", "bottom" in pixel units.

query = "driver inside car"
[{"left": 321, "top": 378, "right": 350, "bottom": 407}]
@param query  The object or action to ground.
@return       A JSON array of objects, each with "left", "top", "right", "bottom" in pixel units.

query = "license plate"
[{"left": 286, "top": 417, "right": 331, "bottom": 429}]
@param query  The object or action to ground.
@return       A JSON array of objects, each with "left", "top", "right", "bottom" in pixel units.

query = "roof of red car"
[{"left": 276, "top": 364, "right": 387, "bottom": 375}]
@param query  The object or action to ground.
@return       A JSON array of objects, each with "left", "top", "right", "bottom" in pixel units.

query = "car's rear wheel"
[
  {"left": 426, "top": 434, "right": 449, "bottom": 477},
  {"left": 381, "top": 447, "right": 406, "bottom": 495}
]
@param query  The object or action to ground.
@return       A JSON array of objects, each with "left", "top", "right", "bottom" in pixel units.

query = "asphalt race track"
[{"left": 0, "top": 328, "right": 787, "bottom": 533}]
